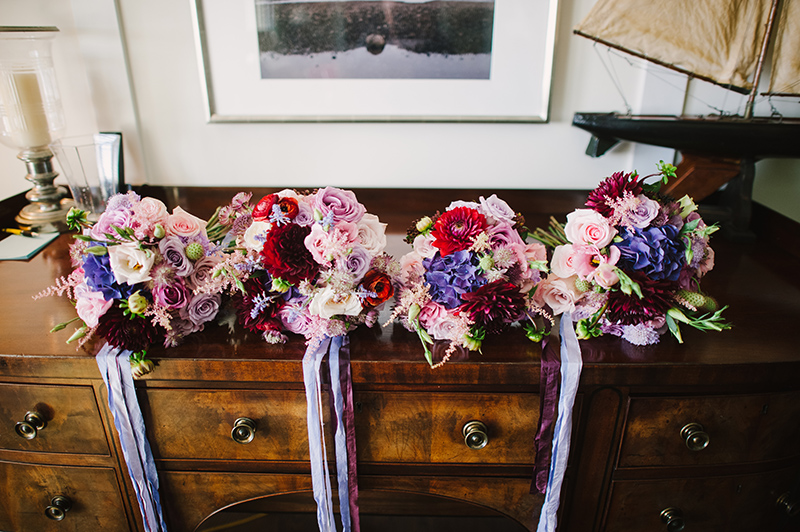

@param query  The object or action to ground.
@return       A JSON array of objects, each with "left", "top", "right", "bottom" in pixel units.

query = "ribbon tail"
[
  {"left": 96, "top": 344, "right": 167, "bottom": 532},
  {"left": 532, "top": 336, "right": 561, "bottom": 494},
  {"left": 304, "top": 337, "right": 336, "bottom": 532},
  {"left": 537, "top": 312, "right": 582, "bottom": 532},
  {"left": 339, "top": 337, "right": 360, "bottom": 532}
]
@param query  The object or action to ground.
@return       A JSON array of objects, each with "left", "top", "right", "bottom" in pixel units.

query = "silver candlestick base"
[{"left": 14, "top": 146, "right": 73, "bottom": 232}]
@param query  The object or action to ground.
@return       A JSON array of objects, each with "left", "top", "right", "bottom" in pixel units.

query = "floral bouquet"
[
  {"left": 391, "top": 194, "right": 551, "bottom": 368},
  {"left": 195, "top": 187, "right": 400, "bottom": 346},
  {"left": 36, "top": 192, "right": 228, "bottom": 376},
  {"left": 532, "top": 162, "right": 730, "bottom": 345}
]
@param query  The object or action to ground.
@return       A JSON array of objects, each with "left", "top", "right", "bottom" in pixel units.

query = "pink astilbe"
[{"left": 33, "top": 269, "right": 84, "bottom": 300}]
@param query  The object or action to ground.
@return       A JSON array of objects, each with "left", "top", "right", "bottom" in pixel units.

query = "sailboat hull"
[{"left": 572, "top": 112, "right": 800, "bottom": 159}]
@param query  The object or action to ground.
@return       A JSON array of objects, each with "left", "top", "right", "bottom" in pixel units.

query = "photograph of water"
[{"left": 254, "top": 0, "right": 496, "bottom": 79}]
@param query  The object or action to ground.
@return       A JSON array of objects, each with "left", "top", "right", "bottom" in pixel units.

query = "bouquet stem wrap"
[
  {"left": 536, "top": 313, "right": 582, "bottom": 532},
  {"left": 303, "top": 335, "right": 360, "bottom": 532},
  {"left": 96, "top": 344, "right": 167, "bottom": 532}
]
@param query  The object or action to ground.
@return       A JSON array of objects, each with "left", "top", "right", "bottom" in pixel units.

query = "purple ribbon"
[
  {"left": 532, "top": 336, "right": 560, "bottom": 494},
  {"left": 303, "top": 335, "right": 360, "bottom": 532},
  {"left": 96, "top": 344, "right": 167, "bottom": 532}
]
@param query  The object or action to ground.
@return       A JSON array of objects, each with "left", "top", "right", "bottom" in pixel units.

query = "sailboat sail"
[
  {"left": 769, "top": 0, "right": 800, "bottom": 95},
  {"left": 573, "top": 0, "right": 775, "bottom": 94}
]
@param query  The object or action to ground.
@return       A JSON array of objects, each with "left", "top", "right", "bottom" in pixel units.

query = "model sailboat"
[{"left": 571, "top": 0, "right": 800, "bottom": 159}]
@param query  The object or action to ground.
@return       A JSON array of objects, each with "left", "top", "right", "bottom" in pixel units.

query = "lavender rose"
[
  {"left": 337, "top": 244, "right": 372, "bottom": 279},
  {"left": 159, "top": 236, "right": 194, "bottom": 277},
  {"left": 313, "top": 186, "right": 366, "bottom": 224},
  {"left": 180, "top": 292, "right": 221, "bottom": 326},
  {"left": 628, "top": 195, "right": 660, "bottom": 228},
  {"left": 479, "top": 194, "right": 517, "bottom": 225},
  {"left": 187, "top": 255, "right": 221, "bottom": 290},
  {"left": 153, "top": 277, "right": 190, "bottom": 309}
]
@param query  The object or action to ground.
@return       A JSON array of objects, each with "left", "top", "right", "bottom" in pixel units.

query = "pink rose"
[
  {"left": 399, "top": 251, "right": 425, "bottom": 284},
  {"left": 133, "top": 197, "right": 169, "bottom": 231},
  {"left": 74, "top": 281, "right": 113, "bottom": 328},
  {"left": 564, "top": 209, "right": 616, "bottom": 247},
  {"left": 412, "top": 234, "right": 437, "bottom": 259},
  {"left": 533, "top": 275, "right": 583, "bottom": 315},
  {"left": 419, "top": 301, "right": 460, "bottom": 341},
  {"left": 166, "top": 206, "right": 207, "bottom": 238},
  {"left": 304, "top": 222, "right": 359, "bottom": 264},
  {"left": 551, "top": 244, "right": 578, "bottom": 278}
]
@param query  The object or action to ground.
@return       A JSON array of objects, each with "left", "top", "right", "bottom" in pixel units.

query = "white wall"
[{"left": 1, "top": 0, "right": 798, "bottom": 223}]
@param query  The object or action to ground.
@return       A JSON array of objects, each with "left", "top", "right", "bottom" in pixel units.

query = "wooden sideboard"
[{"left": 1, "top": 188, "right": 799, "bottom": 532}]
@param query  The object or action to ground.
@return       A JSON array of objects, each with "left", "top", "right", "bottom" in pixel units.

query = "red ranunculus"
[
  {"left": 458, "top": 280, "right": 525, "bottom": 333},
  {"left": 430, "top": 206, "right": 487, "bottom": 256},
  {"left": 252, "top": 194, "right": 278, "bottom": 221},
  {"left": 276, "top": 196, "right": 299, "bottom": 221},
  {"left": 260, "top": 223, "right": 319, "bottom": 285},
  {"left": 359, "top": 270, "right": 394, "bottom": 307}
]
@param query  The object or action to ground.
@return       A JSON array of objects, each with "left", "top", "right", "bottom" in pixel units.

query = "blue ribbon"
[
  {"left": 96, "top": 344, "right": 167, "bottom": 532},
  {"left": 303, "top": 335, "right": 359, "bottom": 532},
  {"left": 537, "top": 312, "right": 582, "bottom": 532}
]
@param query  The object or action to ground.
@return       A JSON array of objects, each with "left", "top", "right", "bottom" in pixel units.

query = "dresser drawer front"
[
  {"left": 603, "top": 468, "right": 799, "bottom": 532},
  {"left": 141, "top": 388, "right": 315, "bottom": 461},
  {"left": 619, "top": 392, "right": 800, "bottom": 467},
  {"left": 0, "top": 383, "right": 109, "bottom": 455},
  {"left": 0, "top": 460, "right": 131, "bottom": 532},
  {"left": 355, "top": 391, "right": 538, "bottom": 465}
]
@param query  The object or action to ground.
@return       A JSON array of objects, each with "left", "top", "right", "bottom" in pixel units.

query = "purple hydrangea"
[
  {"left": 423, "top": 250, "right": 486, "bottom": 309},
  {"left": 82, "top": 252, "right": 135, "bottom": 300},
  {"left": 616, "top": 225, "right": 685, "bottom": 282}
]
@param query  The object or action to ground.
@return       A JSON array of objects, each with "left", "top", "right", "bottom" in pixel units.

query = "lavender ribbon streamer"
[
  {"left": 96, "top": 344, "right": 167, "bottom": 532},
  {"left": 303, "top": 335, "right": 359, "bottom": 532},
  {"left": 536, "top": 313, "right": 582, "bottom": 532},
  {"left": 532, "top": 337, "right": 561, "bottom": 494}
]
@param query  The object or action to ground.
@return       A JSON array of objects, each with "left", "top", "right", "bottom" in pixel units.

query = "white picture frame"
[{"left": 191, "top": 0, "right": 559, "bottom": 122}]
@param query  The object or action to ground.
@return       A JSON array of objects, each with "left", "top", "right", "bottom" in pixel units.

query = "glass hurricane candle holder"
[{"left": 0, "top": 26, "right": 71, "bottom": 232}]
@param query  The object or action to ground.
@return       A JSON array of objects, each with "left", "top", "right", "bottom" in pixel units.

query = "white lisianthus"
[
  {"left": 356, "top": 213, "right": 387, "bottom": 255},
  {"left": 108, "top": 243, "right": 155, "bottom": 285},
  {"left": 308, "top": 285, "right": 363, "bottom": 319},
  {"left": 242, "top": 221, "right": 271, "bottom": 252}
]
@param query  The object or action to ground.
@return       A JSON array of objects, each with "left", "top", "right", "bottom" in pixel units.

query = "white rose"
[
  {"left": 551, "top": 244, "right": 578, "bottom": 278},
  {"left": 356, "top": 213, "right": 387, "bottom": 255},
  {"left": 308, "top": 285, "right": 363, "bottom": 319},
  {"left": 108, "top": 243, "right": 155, "bottom": 285},
  {"left": 413, "top": 233, "right": 437, "bottom": 259},
  {"left": 242, "top": 221, "right": 272, "bottom": 252}
]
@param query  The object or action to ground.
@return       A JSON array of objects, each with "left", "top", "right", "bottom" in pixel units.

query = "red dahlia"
[
  {"left": 96, "top": 304, "right": 160, "bottom": 352},
  {"left": 233, "top": 276, "right": 284, "bottom": 334},
  {"left": 260, "top": 223, "right": 319, "bottom": 285},
  {"left": 605, "top": 271, "right": 674, "bottom": 325},
  {"left": 458, "top": 280, "right": 525, "bottom": 333},
  {"left": 430, "top": 206, "right": 487, "bottom": 256},
  {"left": 585, "top": 171, "right": 643, "bottom": 217}
]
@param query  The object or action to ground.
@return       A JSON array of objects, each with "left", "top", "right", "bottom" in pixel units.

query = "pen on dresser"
[{"left": 2, "top": 228, "right": 40, "bottom": 238}]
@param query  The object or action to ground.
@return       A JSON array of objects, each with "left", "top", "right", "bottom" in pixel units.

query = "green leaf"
[{"left": 665, "top": 313, "right": 684, "bottom": 344}]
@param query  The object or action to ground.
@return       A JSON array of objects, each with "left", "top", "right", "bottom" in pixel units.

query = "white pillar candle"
[{"left": 8, "top": 72, "right": 52, "bottom": 148}]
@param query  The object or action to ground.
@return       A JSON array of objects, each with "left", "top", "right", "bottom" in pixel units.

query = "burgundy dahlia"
[
  {"left": 458, "top": 280, "right": 526, "bottom": 333},
  {"left": 95, "top": 304, "right": 160, "bottom": 353},
  {"left": 430, "top": 206, "right": 488, "bottom": 256},
  {"left": 585, "top": 171, "right": 643, "bottom": 217},
  {"left": 233, "top": 276, "right": 285, "bottom": 334},
  {"left": 260, "top": 223, "right": 319, "bottom": 285},
  {"left": 604, "top": 272, "right": 675, "bottom": 325}
]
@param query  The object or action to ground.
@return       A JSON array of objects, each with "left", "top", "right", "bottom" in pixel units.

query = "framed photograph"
[{"left": 191, "top": 0, "right": 559, "bottom": 122}]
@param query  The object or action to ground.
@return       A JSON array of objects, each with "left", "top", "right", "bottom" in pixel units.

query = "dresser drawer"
[
  {"left": 0, "top": 383, "right": 110, "bottom": 455},
  {"left": 0, "top": 459, "right": 131, "bottom": 532},
  {"left": 355, "top": 391, "right": 538, "bottom": 465},
  {"left": 618, "top": 392, "right": 800, "bottom": 468},
  {"left": 141, "top": 388, "right": 317, "bottom": 461},
  {"left": 603, "top": 467, "right": 799, "bottom": 532}
]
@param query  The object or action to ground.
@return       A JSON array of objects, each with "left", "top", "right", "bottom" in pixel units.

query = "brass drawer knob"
[
  {"left": 15, "top": 411, "right": 47, "bottom": 440},
  {"left": 660, "top": 507, "right": 685, "bottom": 532},
  {"left": 462, "top": 420, "right": 489, "bottom": 450},
  {"left": 680, "top": 422, "right": 709, "bottom": 451},
  {"left": 45, "top": 495, "right": 72, "bottom": 521},
  {"left": 231, "top": 417, "right": 257, "bottom": 444},
  {"left": 777, "top": 492, "right": 800, "bottom": 517}
]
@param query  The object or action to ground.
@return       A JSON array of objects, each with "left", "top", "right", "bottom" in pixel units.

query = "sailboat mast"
[{"left": 745, "top": 0, "right": 781, "bottom": 119}]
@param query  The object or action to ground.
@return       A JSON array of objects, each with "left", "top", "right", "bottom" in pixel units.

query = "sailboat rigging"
[{"left": 571, "top": 0, "right": 800, "bottom": 159}]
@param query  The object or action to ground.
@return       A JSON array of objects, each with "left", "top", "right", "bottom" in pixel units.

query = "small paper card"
[{"left": 0, "top": 233, "right": 59, "bottom": 261}]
